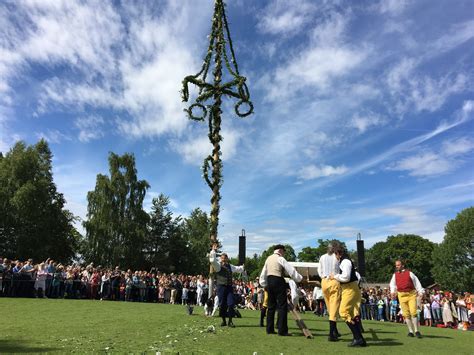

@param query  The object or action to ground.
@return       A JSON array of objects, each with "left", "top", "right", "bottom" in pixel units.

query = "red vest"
[{"left": 394, "top": 270, "right": 414, "bottom": 292}]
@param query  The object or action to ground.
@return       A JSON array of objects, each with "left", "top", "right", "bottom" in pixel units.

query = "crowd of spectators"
[
  {"left": 1, "top": 257, "right": 472, "bottom": 331},
  {"left": 0, "top": 257, "right": 256, "bottom": 308}
]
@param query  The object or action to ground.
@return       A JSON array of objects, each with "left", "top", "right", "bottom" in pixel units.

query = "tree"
[
  {"left": 83, "top": 153, "right": 149, "bottom": 269},
  {"left": 181, "top": 208, "right": 211, "bottom": 275},
  {"left": 228, "top": 252, "right": 262, "bottom": 280},
  {"left": 365, "top": 234, "right": 435, "bottom": 285},
  {"left": 297, "top": 247, "right": 319, "bottom": 262},
  {"left": 144, "top": 194, "right": 175, "bottom": 271},
  {"left": 0, "top": 140, "right": 79, "bottom": 262},
  {"left": 432, "top": 207, "right": 474, "bottom": 292},
  {"left": 297, "top": 239, "right": 347, "bottom": 262}
]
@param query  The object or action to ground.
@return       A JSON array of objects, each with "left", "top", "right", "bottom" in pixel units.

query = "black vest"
[
  {"left": 216, "top": 263, "right": 233, "bottom": 286},
  {"left": 339, "top": 257, "right": 358, "bottom": 284}
]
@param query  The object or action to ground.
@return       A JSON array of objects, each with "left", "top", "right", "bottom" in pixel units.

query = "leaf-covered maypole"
[{"left": 181, "top": 0, "right": 253, "bottom": 291}]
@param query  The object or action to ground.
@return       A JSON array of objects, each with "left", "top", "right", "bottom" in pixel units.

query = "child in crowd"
[
  {"left": 182, "top": 283, "right": 189, "bottom": 305},
  {"left": 390, "top": 298, "right": 398, "bottom": 322},
  {"left": 423, "top": 298, "right": 432, "bottom": 327}
]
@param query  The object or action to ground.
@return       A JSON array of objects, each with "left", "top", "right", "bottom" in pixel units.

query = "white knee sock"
[
  {"left": 412, "top": 318, "right": 419, "bottom": 332},
  {"left": 406, "top": 318, "right": 414, "bottom": 333}
]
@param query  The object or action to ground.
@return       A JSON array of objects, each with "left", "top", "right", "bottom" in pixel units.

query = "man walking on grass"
[{"left": 389, "top": 260, "right": 424, "bottom": 338}]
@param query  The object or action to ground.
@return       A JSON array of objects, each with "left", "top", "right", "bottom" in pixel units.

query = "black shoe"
[
  {"left": 348, "top": 338, "right": 367, "bottom": 347},
  {"left": 278, "top": 333, "right": 292, "bottom": 336},
  {"left": 328, "top": 335, "right": 339, "bottom": 342},
  {"left": 220, "top": 320, "right": 227, "bottom": 327},
  {"left": 415, "top": 331, "right": 422, "bottom": 338},
  {"left": 407, "top": 332, "right": 414, "bottom": 337},
  {"left": 335, "top": 330, "right": 341, "bottom": 338},
  {"left": 267, "top": 331, "right": 277, "bottom": 335},
  {"left": 228, "top": 321, "right": 235, "bottom": 328},
  {"left": 260, "top": 322, "right": 264, "bottom": 327}
]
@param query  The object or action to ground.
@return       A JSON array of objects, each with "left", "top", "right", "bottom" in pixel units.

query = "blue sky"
[{"left": 1, "top": 0, "right": 473, "bottom": 257}]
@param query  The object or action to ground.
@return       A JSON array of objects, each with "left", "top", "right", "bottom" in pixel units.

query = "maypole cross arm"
[
  {"left": 181, "top": 0, "right": 253, "bottom": 121},
  {"left": 180, "top": 0, "right": 253, "bottom": 243}
]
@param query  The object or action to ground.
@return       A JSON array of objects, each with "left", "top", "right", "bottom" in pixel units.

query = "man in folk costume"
[
  {"left": 330, "top": 244, "right": 367, "bottom": 347},
  {"left": 390, "top": 260, "right": 424, "bottom": 338},
  {"left": 259, "top": 244, "right": 302, "bottom": 336},
  {"left": 209, "top": 245, "right": 244, "bottom": 328},
  {"left": 318, "top": 241, "right": 342, "bottom": 341}
]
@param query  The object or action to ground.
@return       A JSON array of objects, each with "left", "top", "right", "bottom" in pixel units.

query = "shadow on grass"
[
  {"left": 418, "top": 334, "right": 453, "bottom": 339},
  {"left": 365, "top": 330, "right": 397, "bottom": 334},
  {"left": 0, "top": 340, "right": 60, "bottom": 353},
  {"left": 367, "top": 340, "right": 404, "bottom": 346}
]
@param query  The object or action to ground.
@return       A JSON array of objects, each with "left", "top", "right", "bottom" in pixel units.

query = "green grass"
[{"left": 2, "top": 298, "right": 473, "bottom": 354}]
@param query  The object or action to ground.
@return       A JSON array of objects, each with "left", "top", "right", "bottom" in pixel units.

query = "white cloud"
[
  {"left": 53, "top": 161, "right": 100, "bottom": 233},
  {"left": 387, "top": 58, "right": 468, "bottom": 114},
  {"left": 310, "top": 11, "right": 348, "bottom": 46},
  {"left": 389, "top": 151, "right": 453, "bottom": 177},
  {"left": 381, "top": 207, "right": 444, "bottom": 240},
  {"left": 0, "top": 106, "right": 16, "bottom": 153},
  {"left": 172, "top": 128, "right": 242, "bottom": 165},
  {"left": 36, "top": 129, "right": 72, "bottom": 144},
  {"left": 429, "top": 20, "right": 474, "bottom": 54},
  {"left": 314, "top": 101, "right": 473, "bottom": 183},
  {"left": 267, "top": 46, "right": 367, "bottom": 100},
  {"left": 350, "top": 112, "right": 386, "bottom": 134},
  {"left": 297, "top": 164, "right": 348, "bottom": 181},
  {"left": 388, "top": 135, "right": 474, "bottom": 177},
  {"left": 442, "top": 137, "right": 474, "bottom": 157},
  {"left": 1, "top": 0, "right": 212, "bottom": 144},
  {"left": 262, "top": 8, "right": 368, "bottom": 101},
  {"left": 257, "top": 0, "right": 316, "bottom": 35},
  {"left": 376, "top": 0, "right": 410, "bottom": 15},
  {"left": 74, "top": 115, "right": 105, "bottom": 142}
]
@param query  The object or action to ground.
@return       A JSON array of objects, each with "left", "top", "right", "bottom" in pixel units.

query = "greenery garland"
[{"left": 181, "top": 0, "right": 253, "bottom": 244}]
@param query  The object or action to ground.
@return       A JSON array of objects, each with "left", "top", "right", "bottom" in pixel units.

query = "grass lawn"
[{"left": 2, "top": 298, "right": 473, "bottom": 354}]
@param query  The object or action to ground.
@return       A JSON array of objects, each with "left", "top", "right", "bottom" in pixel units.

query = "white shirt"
[
  {"left": 312, "top": 286, "right": 323, "bottom": 300},
  {"left": 318, "top": 253, "right": 339, "bottom": 278},
  {"left": 197, "top": 280, "right": 205, "bottom": 291},
  {"left": 389, "top": 271, "right": 424, "bottom": 295},
  {"left": 289, "top": 279, "right": 298, "bottom": 298},
  {"left": 333, "top": 259, "right": 352, "bottom": 283},
  {"left": 259, "top": 251, "right": 303, "bottom": 287},
  {"left": 209, "top": 250, "right": 244, "bottom": 273}
]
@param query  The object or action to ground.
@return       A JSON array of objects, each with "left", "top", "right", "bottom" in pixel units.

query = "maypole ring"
[
  {"left": 235, "top": 100, "right": 253, "bottom": 117},
  {"left": 186, "top": 103, "right": 207, "bottom": 121}
]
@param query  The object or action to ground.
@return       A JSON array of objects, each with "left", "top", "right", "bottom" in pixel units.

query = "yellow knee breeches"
[
  {"left": 339, "top": 281, "right": 361, "bottom": 323},
  {"left": 398, "top": 290, "right": 417, "bottom": 318},
  {"left": 322, "top": 278, "right": 341, "bottom": 321}
]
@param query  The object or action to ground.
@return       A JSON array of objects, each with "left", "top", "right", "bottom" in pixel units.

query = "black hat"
[{"left": 273, "top": 244, "right": 286, "bottom": 251}]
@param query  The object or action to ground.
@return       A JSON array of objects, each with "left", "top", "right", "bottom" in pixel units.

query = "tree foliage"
[
  {"left": 83, "top": 153, "right": 149, "bottom": 269},
  {"left": 365, "top": 234, "right": 435, "bottom": 285},
  {"left": 143, "top": 194, "right": 176, "bottom": 271},
  {"left": 432, "top": 207, "right": 474, "bottom": 292},
  {"left": 297, "top": 239, "right": 347, "bottom": 262},
  {"left": 181, "top": 208, "right": 211, "bottom": 275},
  {"left": 0, "top": 140, "right": 79, "bottom": 262}
]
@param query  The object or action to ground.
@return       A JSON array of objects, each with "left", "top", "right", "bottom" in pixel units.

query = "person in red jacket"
[{"left": 389, "top": 260, "right": 424, "bottom": 338}]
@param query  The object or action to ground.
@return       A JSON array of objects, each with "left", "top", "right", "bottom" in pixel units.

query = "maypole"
[{"left": 181, "top": 0, "right": 253, "bottom": 295}]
